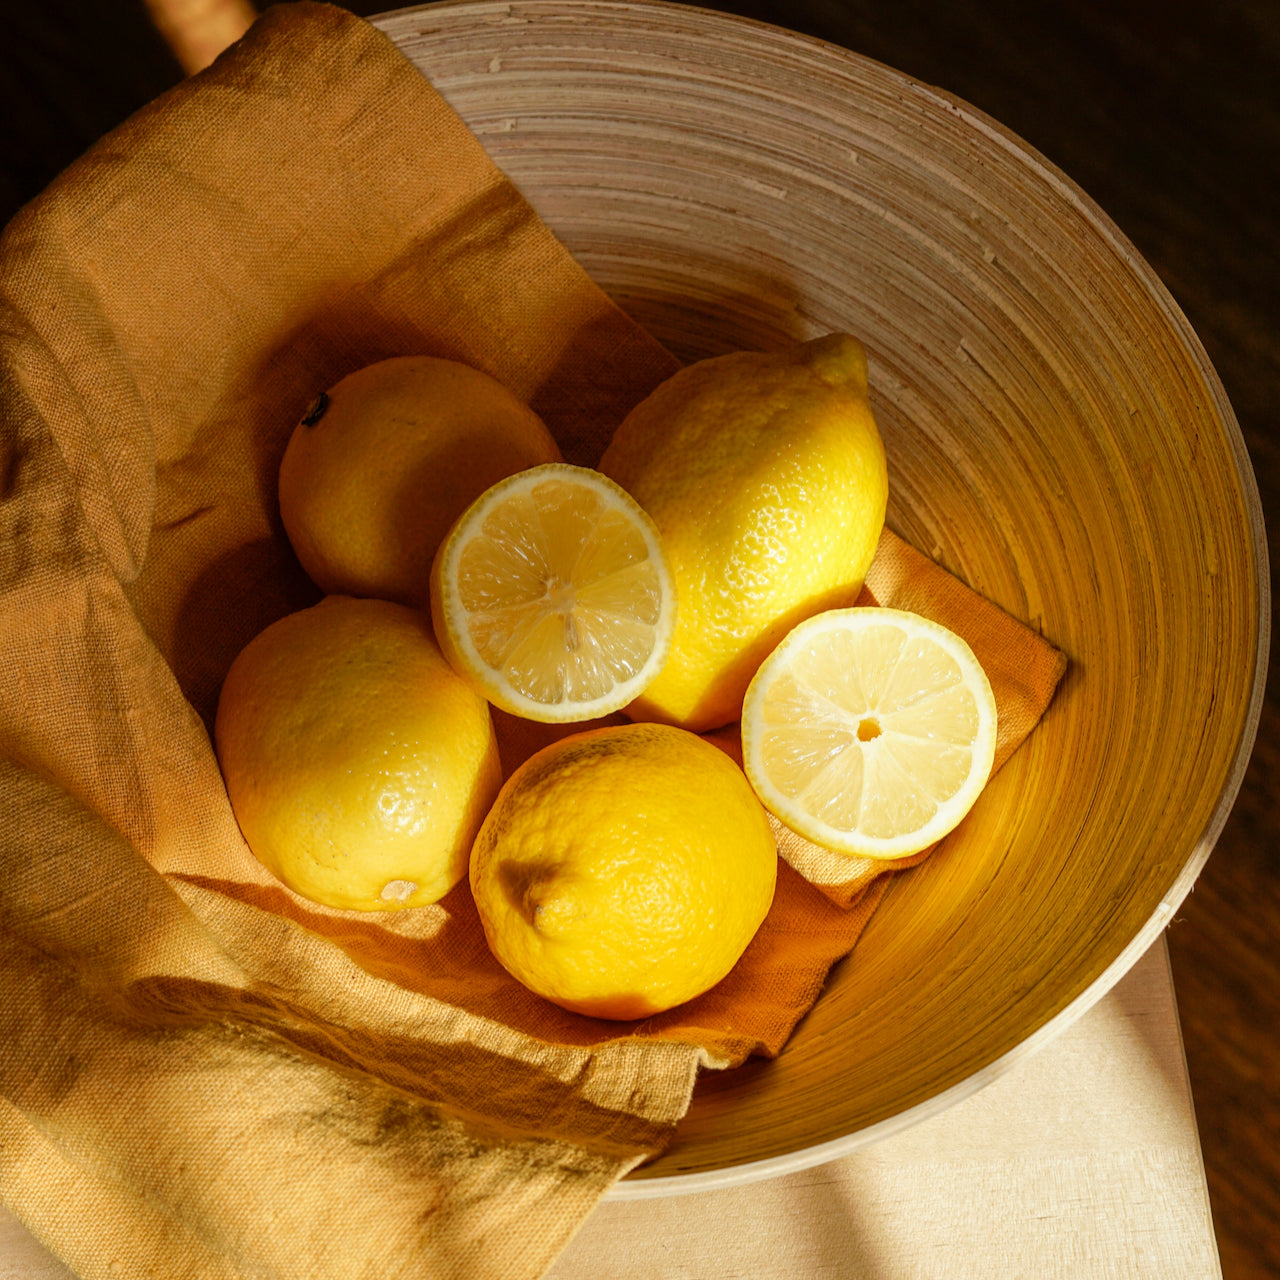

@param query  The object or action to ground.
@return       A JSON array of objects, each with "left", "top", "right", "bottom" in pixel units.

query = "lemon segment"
[
  {"left": 741, "top": 608, "right": 997, "bottom": 859},
  {"left": 430, "top": 464, "right": 676, "bottom": 722}
]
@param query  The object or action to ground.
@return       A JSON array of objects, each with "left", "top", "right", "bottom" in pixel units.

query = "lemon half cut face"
[
  {"left": 741, "top": 607, "right": 998, "bottom": 860},
  {"left": 430, "top": 464, "right": 677, "bottom": 723}
]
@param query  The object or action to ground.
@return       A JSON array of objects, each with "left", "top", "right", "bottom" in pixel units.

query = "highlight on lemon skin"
[
  {"left": 469, "top": 722, "right": 778, "bottom": 1020},
  {"left": 213, "top": 595, "right": 502, "bottom": 911},
  {"left": 741, "top": 607, "right": 997, "bottom": 860},
  {"left": 429, "top": 463, "right": 677, "bottom": 723}
]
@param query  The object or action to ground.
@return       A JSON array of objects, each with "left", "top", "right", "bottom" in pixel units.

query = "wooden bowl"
[{"left": 376, "top": 0, "right": 1268, "bottom": 1193}]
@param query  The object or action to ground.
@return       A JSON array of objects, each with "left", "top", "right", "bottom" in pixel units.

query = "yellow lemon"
[
  {"left": 741, "top": 608, "right": 997, "bottom": 859},
  {"left": 214, "top": 595, "right": 501, "bottom": 910},
  {"left": 430, "top": 463, "right": 676, "bottom": 723},
  {"left": 470, "top": 723, "right": 777, "bottom": 1019},
  {"left": 278, "top": 356, "right": 561, "bottom": 605},
  {"left": 599, "top": 332, "right": 887, "bottom": 732}
]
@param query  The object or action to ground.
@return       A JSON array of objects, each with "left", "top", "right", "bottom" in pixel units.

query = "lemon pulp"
[
  {"left": 742, "top": 607, "right": 997, "bottom": 859},
  {"left": 431, "top": 464, "right": 675, "bottom": 721}
]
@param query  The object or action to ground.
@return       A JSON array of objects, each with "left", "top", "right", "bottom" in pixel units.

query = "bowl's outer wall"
[{"left": 378, "top": 0, "right": 1268, "bottom": 1188}]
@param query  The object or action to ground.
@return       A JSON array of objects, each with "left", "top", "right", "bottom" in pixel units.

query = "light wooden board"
[
  {"left": 0, "top": 935, "right": 1219, "bottom": 1279},
  {"left": 548, "top": 936, "right": 1220, "bottom": 1279}
]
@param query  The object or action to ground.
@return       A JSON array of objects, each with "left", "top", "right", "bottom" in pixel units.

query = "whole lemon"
[
  {"left": 278, "top": 356, "right": 562, "bottom": 605},
  {"left": 600, "top": 333, "right": 887, "bottom": 732},
  {"left": 470, "top": 723, "right": 777, "bottom": 1019},
  {"left": 214, "top": 595, "right": 501, "bottom": 911}
]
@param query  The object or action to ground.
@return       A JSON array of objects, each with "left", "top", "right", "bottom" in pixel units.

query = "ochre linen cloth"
[{"left": 0, "top": 5, "right": 1066, "bottom": 1278}]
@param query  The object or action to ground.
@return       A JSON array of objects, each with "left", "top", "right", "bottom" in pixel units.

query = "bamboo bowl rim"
[{"left": 376, "top": 0, "right": 1269, "bottom": 1197}]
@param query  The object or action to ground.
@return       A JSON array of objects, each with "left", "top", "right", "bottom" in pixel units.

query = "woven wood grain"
[{"left": 377, "top": 0, "right": 1267, "bottom": 1188}]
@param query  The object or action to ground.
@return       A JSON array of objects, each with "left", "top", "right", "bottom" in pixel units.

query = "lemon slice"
[
  {"left": 741, "top": 607, "right": 997, "bottom": 859},
  {"left": 430, "top": 464, "right": 676, "bottom": 722}
]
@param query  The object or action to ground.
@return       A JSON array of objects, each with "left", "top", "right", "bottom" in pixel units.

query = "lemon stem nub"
[
  {"left": 300, "top": 391, "right": 330, "bottom": 427},
  {"left": 380, "top": 879, "right": 418, "bottom": 902}
]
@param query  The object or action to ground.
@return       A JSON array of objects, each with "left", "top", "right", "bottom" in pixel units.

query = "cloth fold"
[{"left": 0, "top": 5, "right": 1065, "bottom": 1278}]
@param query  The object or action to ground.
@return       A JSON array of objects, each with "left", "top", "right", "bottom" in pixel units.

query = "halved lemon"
[
  {"left": 741, "top": 607, "right": 997, "bottom": 859},
  {"left": 429, "top": 464, "right": 676, "bottom": 722}
]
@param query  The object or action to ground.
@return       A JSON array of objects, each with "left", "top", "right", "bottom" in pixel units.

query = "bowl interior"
[{"left": 378, "top": 0, "right": 1266, "bottom": 1190}]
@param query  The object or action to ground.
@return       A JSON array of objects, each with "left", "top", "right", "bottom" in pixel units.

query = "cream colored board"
[
  {"left": 548, "top": 938, "right": 1220, "bottom": 1280},
  {"left": 0, "top": 1219, "right": 75, "bottom": 1280}
]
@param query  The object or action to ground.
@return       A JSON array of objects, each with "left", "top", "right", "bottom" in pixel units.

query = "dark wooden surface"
[{"left": 2, "top": 0, "right": 1276, "bottom": 1275}]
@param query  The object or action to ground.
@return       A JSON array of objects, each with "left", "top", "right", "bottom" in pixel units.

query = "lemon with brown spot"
[
  {"left": 470, "top": 722, "right": 777, "bottom": 1019},
  {"left": 214, "top": 595, "right": 501, "bottom": 910},
  {"left": 279, "top": 356, "right": 561, "bottom": 605}
]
